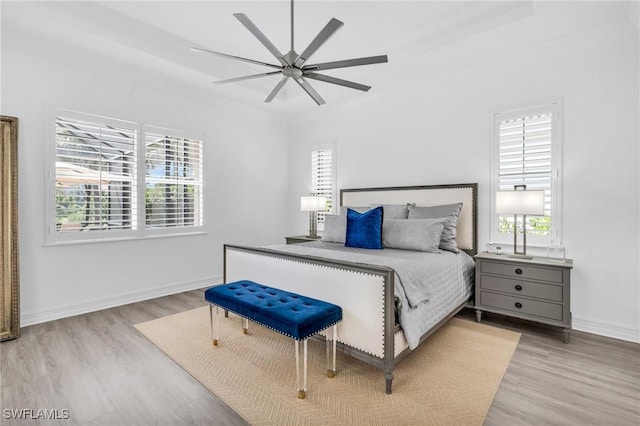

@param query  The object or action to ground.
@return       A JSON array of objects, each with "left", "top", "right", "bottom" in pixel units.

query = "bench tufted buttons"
[{"left": 205, "top": 280, "right": 342, "bottom": 341}]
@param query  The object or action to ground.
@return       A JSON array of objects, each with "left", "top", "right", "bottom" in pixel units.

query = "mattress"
[{"left": 264, "top": 241, "right": 475, "bottom": 349}]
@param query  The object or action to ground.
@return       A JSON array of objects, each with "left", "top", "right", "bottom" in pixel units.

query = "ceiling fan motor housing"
[{"left": 282, "top": 66, "right": 303, "bottom": 78}]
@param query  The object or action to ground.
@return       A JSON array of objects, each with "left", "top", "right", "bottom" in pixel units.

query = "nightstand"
[
  {"left": 285, "top": 235, "right": 321, "bottom": 244},
  {"left": 474, "top": 252, "right": 573, "bottom": 343}
]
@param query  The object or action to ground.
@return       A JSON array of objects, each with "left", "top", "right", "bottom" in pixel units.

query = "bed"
[{"left": 223, "top": 183, "right": 477, "bottom": 394}]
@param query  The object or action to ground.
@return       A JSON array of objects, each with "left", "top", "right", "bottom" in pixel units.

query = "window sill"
[
  {"left": 44, "top": 229, "right": 208, "bottom": 247},
  {"left": 485, "top": 242, "right": 558, "bottom": 257}
]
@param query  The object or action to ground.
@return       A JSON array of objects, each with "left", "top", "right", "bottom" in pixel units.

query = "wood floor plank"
[
  {"left": 1, "top": 289, "right": 638, "bottom": 425},
  {"left": 461, "top": 311, "right": 640, "bottom": 426}
]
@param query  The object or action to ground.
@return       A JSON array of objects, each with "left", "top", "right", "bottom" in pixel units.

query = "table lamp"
[
  {"left": 300, "top": 195, "right": 328, "bottom": 238},
  {"left": 495, "top": 185, "right": 545, "bottom": 259}
]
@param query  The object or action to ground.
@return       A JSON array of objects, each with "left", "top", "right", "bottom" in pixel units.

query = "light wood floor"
[{"left": 2, "top": 289, "right": 638, "bottom": 425}]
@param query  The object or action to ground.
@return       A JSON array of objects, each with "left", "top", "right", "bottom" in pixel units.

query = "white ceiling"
[{"left": 2, "top": 1, "right": 636, "bottom": 112}]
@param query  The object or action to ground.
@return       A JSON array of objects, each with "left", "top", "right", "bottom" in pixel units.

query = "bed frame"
[{"left": 223, "top": 183, "right": 477, "bottom": 394}]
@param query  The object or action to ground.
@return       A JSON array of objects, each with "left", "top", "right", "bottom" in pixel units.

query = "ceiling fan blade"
[
  {"left": 302, "top": 55, "right": 388, "bottom": 71},
  {"left": 233, "top": 13, "right": 289, "bottom": 66},
  {"left": 294, "top": 77, "right": 325, "bottom": 106},
  {"left": 302, "top": 72, "right": 371, "bottom": 92},
  {"left": 214, "top": 71, "right": 282, "bottom": 85},
  {"left": 294, "top": 18, "right": 344, "bottom": 68},
  {"left": 265, "top": 76, "right": 290, "bottom": 103},
  {"left": 190, "top": 46, "right": 281, "bottom": 69}
]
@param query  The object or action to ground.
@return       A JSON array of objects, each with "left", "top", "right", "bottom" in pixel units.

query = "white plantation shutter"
[
  {"left": 492, "top": 103, "right": 562, "bottom": 245},
  {"left": 50, "top": 110, "right": 205, "bottom": 243},
  {"left": 55, "top": 115, "right": 137, "bottom": 233},
  {"left": 144, "top": 130, "right": 203, "bottom": 229},
  {"left": 311, "top": 146, "right": 334, "bottom": 227}
]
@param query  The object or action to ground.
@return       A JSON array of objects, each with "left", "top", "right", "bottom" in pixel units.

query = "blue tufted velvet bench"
[{"left": 204, "top": 280, "right": 342, "bottom": 399}]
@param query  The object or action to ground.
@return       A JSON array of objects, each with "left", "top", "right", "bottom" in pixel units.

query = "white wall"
[
  {"left": 2, "top": 34, "right": 290, "bottom": 325},
  {"left": 287, "top": 4, "right": 640, "bottom": 342},
  {"left": 2, "top": 1, "right": 638, "bottom": 343}
]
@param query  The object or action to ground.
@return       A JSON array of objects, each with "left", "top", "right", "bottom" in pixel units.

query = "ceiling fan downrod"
[{"left": 290, "top": 0, "right": 295, "bottom": 53}]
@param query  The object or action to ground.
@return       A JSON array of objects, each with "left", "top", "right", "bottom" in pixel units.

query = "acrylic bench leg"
[
  {"left": 242, "top": 318, "right": 249, "bottom": 334},
  {"left": 210, "top": 304, "right": 219, "bottom": 346},
  {"left": 295, "top": 339, "right": 308, "bottom": 399},
  {"left": 326, "top": 325, "right": 337, "bottom": 378}
]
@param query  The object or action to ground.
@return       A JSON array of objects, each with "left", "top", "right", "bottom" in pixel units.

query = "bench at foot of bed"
[{"left": 204, "top": 280, "right": 343, "bottom": 399}]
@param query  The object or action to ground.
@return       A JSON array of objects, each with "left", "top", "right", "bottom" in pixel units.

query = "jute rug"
[{"left": 135, "top": 306, "right": 520, "bottom": 426}]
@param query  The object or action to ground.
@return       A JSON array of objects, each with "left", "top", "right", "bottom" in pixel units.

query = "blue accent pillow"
[{"left": 346, "top": 206, "right": 383, "bottom": 249}]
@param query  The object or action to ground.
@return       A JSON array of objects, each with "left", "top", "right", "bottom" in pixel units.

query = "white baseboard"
[
  {"left": 572, "top": 315, "right": 640, "bottom": 344},
  {"left": 21, "top": 279, "right": 640, "bottom": 345},
  {"left": 20, "top": 276, "right": 223, "bottom": 327}
]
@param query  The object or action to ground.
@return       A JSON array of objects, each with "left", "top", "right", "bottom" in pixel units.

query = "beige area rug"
[{"left": 135, "top": 306, "right": 520, "bottom": 426}]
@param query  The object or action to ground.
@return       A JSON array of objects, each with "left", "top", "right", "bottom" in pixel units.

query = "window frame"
[
  {"left": 45, "top": 108, "right": 206, "bottom": 245},
  {"left": 489, "top": 101, "right": 563, "bottom": 248}
]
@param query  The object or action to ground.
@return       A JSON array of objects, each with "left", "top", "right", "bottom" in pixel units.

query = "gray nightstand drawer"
[
  {"left": 481, "top": 261, "right": 563, "bottom": 283},
  {"left": 480, "top": 291, "right": 563, "bottom": 321},
  {"left": 479, "top": 275, "right": 563, "bottom": 302}
]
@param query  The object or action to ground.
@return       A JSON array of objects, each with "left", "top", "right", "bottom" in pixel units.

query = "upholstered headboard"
[{"left": 340, "top": 183, "right": 478, "bottom": 256}]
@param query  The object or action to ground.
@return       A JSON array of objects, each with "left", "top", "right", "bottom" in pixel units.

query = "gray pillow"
[
  {"left": 321, "top": 214, "right": 346, "bottom": 243},
  {"left": 370, "top": 204, "right": 414, "bottom": 219},
  {"left": 408, "top": 203, "right": 463, "bottom": 253},
  {"left": 382, "top": 219, "right": 445, "bottom": 252}
]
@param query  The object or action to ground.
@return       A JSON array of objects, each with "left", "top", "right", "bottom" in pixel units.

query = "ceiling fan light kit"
[{"left": 192, "top": 0, "right": 388, "bottom": 105}]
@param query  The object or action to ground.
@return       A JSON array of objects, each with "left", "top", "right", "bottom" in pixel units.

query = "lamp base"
[
  {"left": 304, "top": 235, "right": 322, "bottom": 239},
  {"left": 508, "top": 254, "right": 533, "bottom": 260}
]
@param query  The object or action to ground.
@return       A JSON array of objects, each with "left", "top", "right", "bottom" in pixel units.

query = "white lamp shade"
[
  {"left": 496, "top": 190, "right": 545, "bottom": 215},
  {"left": 300, "top": 196, "right": 328, "bottom": 211}
]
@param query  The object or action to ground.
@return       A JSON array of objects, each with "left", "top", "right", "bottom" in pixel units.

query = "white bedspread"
[{"left": 263, "top": 241, "right": 475, "bottom": 349}]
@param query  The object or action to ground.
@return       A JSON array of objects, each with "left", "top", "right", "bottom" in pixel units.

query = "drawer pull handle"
[
  {"left": 515, "top": 284, "right": 523, "bottom": 291},
  {"left": 515, "top": 268, "right": 523, "bottom": 275},
  {"left": 515, "top": 302, "right": 523, "bottom": 309}
]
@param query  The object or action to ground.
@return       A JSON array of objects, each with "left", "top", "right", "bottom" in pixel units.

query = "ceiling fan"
[{"left": 191, "top": 0, "right": 388, "bottom": 105}]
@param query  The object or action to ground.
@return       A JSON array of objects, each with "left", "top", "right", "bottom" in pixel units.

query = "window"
[
  {"left": 144, "top": 129, "right": 203, "bottom": 229},
  {"left": 49, "top": 110, "right": 204, "bottom": 243},
  {"left": 311, "top": 145, "right": 335, "bottom": 229},
  {"left": 491, "top": 102, "right": 562, "bottom": 247},
  {"left": 54, "top": 115, "right": 137, "bottom": 234}
]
